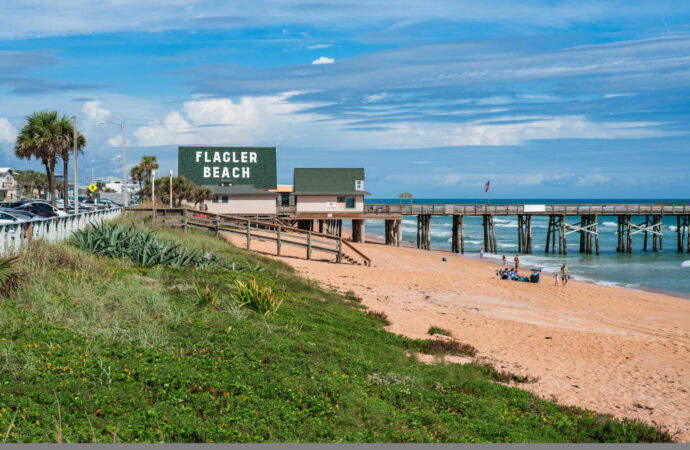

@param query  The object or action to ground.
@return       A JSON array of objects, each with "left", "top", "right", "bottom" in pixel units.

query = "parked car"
[
  {"left": 0, "top": 210, "right": 34, "bottom": 224},
  {"left": 8, "top": 201, "right": 65, "bottom": 218}
]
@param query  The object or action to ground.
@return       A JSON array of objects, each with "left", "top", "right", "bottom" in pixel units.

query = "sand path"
[{"left": 225, "top": 232, "right": 690, "bottom": 441}]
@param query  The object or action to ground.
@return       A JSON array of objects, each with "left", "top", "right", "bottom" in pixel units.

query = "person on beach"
[
  {"left": 514, "top": 253, "right": 520, "bottom": 272},
  {"left": 554, "top": 271, "right": 561, "bottom": 286},
  {"left": 502, "top": 255, "right": 507, "bottom": 266},
  {"left": 560, "top": 264, "right": 570, "bottom": 286},
  {"left": 479, "top": 248, "right": 484, "bottom": 258}
]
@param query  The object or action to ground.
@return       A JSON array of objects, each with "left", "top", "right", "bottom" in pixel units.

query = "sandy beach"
[{"left": 224, "top": 231, "right": 690, "bottom": 441}]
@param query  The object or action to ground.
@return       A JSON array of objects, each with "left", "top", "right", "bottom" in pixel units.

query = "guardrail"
[
  {"left": 129, "top": 207, "right": 371, "bottom": 266},
  {"left": 0, "top": 207, "right": 123, "bottom": 256},
  {"left": 364, "top": 204, "right": 690, "bottom": 216}
]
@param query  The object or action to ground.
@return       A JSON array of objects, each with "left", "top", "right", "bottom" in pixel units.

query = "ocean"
[{"left": 359, "top": 199, "right": 690, "bottom": 297}]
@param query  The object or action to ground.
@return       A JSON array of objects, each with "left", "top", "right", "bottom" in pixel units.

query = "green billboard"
[{"left": 178, "top": 146, "right": 277, "bottom": 189}]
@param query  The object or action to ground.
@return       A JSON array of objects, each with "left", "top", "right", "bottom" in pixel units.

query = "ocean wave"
[
  {"left": 497, "top": 243, "right": 518, "bottom": 248},
  {"left": 431, "top": 230, "right": 452, "bottom": 238},
  {"left": 494, "top": 221, "right": 518, "bottom": 228},
  {"left": 602, "top": 221, "right": 617, "bottom": 227},
  {"left": 669, "top": 225, "right": 677, "bottom": 232},
  {"left": 682, "top": 260, "right": 690, "bottom": 268}
]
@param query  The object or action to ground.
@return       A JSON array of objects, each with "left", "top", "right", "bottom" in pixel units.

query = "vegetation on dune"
[
  {"left": 71, "top": 222, "right": 222, "bottom": 269},
  {"left": 0, "top": 217, "right": 674, "bottom": 442}
]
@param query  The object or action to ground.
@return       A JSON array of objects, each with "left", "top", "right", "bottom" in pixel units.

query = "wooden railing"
[
  {"left": 129, "top": 207, "right": 371, "bottom": 267},
  {"left": 364, "top": 203, "right": 690, "bottom": 216}
]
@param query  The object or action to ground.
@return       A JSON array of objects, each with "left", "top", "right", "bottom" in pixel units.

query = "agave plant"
[
  {"left": 193, "top": 281, "right": 219, "bottom": 308},
  {"left": 71, "top": 222, "right": 221, "bottom": 269},
  {"left": 230, "top": 279, "right": 283, "bottom": 316}
]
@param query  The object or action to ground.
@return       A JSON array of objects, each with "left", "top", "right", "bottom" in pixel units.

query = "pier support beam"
[
  {"left": 297, "top": 219, "right": 314, "bottom": 232},
  {"left": 517, "top": 215, "right": 533, "bottom": 254},
  {"left": 677, "top": 215, "right": 689, "bottom": 253},
  {"left": 417, "top": 215, "right": 431, "bottom": 250},
  {"left": 545, "top": 215, "right": 565, "bottom": 254},
  {"left": 395, "top": 219, "right": 402, "bottom": 247},
  {"left": 384, "top": 219, "right": 398, "bottom": 245},
  {"left": 452, "top": 215, "right": 460, "bottom": 253},
  {"left": 482, "top": 215, "right": 497, "bottom": 254},
  {"left": 352, "top": 219, "right": 365, "bottom": 243},
  {"left": 323, "top": 219, "right": 342, "bottom": 237}
]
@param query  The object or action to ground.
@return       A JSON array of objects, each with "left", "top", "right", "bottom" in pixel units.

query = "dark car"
[
  {"left": 0, "top": 201, "right": 27, "bottom": 209},
  {"left": 9, "top": 202, "right": 61, "bottom": 218}
]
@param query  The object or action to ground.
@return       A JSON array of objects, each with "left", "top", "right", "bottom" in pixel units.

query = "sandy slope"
[{"left": 225, "top": 232, "right": 690, "bottom": 441}]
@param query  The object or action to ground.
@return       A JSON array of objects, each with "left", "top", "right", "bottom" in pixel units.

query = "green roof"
[
  {"left": 202, "top": 185, "right": 275, "bottom": 196},
  {"left": 293, "top": 168, "right": 369, "bottom": 196}
]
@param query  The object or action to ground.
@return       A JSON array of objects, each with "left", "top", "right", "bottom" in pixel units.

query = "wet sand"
[{"left": 224, "top": 231, "right": 690, "bottom": 441}]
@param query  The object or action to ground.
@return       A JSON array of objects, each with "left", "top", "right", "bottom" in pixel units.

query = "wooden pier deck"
[{"left": 277, "top": 203, "right": 690, "bottom": 255}]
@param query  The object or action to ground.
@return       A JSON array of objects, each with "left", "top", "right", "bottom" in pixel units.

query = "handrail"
[
  {"left": 341, "top": 239, "right": 371, "bottom": 266},
  {"left": 129, "top": 206, "right": 371, "bottom": 266}
]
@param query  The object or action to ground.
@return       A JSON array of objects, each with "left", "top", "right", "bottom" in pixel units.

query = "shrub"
[
  {"left": 428, "top": 326, "right": 452, "bottom": 336},
  {"left": 365, "top": 310, "right": 391, "bottom": 325},
  {"left": 193, "top": 281, "right": 219, "bottom": 309},
  {"left": 72, "top": 222, "right": 221, "bottom": 269},
  {"left": 230, "top": 279, "right": 283, "bottom": 316},
  {"left": 0, "top": 256, "right": 18, "bottom": 295},
  {"left": 406, "top": 338, "right": 478, "bottom": 357}
]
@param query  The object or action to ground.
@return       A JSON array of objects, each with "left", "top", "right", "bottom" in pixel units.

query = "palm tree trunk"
[
  {"left": 63, "top": 159, "right": 69, "bottom": 211},
  {"left": 45, "top": 163, "right": 57, "bottom": 207}
]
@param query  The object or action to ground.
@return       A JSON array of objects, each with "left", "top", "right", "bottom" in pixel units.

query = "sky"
[{"left": 1, "top": 1, "right": 689, "bottom": 198}]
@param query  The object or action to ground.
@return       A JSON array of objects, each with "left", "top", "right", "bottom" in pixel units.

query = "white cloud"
[
  {"left": 603, "top": 93, "right": 635, "bottom": 98},
  {"left": 308, "top": 44, "right": 332, "bottom": 49},
  {"left": 132, "top": 92, "right": 669, "bottom": 150},
  {"left": 0, "top": 118, "right": 16, "bottom": 143},
  {"left": 577, "top": 173, "right": 610, "bottom": 185},
  {"left": 82, "top": 100, "right": 112, "bottom": 123},
  {"left": 364, "top": 93, "right": 387, "bottom": 103},
  {"left": 311, "top": 56, "right": 334, "bottom": 65}
]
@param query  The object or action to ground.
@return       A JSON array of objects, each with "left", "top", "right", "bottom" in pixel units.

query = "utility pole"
[
  {"left": 72, "top": 116, "right": 78, "bottom": 214},
  {"left": 151, "top": 169, "right": 155, "bottom": 204},
  {"left": 121, "top": 123, "right": 127, "bottom": 208},
  {"left": 169, "top": 169, "right": 173, "bottom": 208}
]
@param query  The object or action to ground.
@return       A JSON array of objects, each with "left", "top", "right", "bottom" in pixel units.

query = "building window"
[
  {"left": 222, "top": 196, "right": 229, "bottom": 203},
  {"left": 212, "top": 196, "right": 219, "bottom": 203},
  {"left": 345, "top": 197, "right": 356, "bottom": 209},
  {"left": 355, "top": 180, "right": 364, "bottom": 191},
  {"left": 337, "top": 196, "right": 345, "bottom": 203}
]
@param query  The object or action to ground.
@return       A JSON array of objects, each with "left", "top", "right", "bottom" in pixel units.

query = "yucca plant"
[
  {"left": 230, "top": 279, "right": 283, "bottom": 316},
  {"left": 71, "top": 223, "right": 221, "bottom": 269},
  {"left": 193, "top": 281, "right": 219, "bottom": 308},
  {"left": 0, "top": 256, "right": 18, "bottom": 295}
]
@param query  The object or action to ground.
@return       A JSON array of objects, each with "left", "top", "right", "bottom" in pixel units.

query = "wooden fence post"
[
  {"left": 246, "top": 220, "right": 251, "bottom": 249},
  {"left": 183, "top": 208, "right": 188, "bottom": 233},
  {"left": 307, "top": 231, "right": 312, "bottom": 260},
  {"left": 337, "top": 238, "right": 343, "bottom": 263},
  {"left": 214, "top": 216, "right": 220, "bottom": 238},
  {"left": 276, "top": 226, "right": 282, "bottom": 256}
]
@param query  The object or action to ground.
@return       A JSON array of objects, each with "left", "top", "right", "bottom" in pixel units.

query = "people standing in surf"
[
  {"left": 502, "top": 255, "right": 507, "bottom": 267},
  {"left": 514, "top": 253, "right": 520, "bottom": 272},
  {"left": 480, "top": 248, "right": 484, "bottom": 259},
  {"left": 560, "top": 264, "right": 570, "bottom": 286}
]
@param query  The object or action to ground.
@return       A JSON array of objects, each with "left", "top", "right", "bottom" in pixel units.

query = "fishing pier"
[{"left": 276, "top": 203, "right": 690, "bottom": 255}]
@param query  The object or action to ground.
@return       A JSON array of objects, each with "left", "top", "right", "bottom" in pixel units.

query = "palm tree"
[
  {"left": 130, "top": 164, "right": 144, "bottom": 188},
  {"left": 138, "top": 155, "right": 159, "bottom": 185},
  {"left": 14, "top": 169, "right": 46, "bottom": 199},
  {"left": 57, "top": 117, "right": 85, "bottom": 211},
  {"left": 15, "top": 111, "right": 69, "bottom": 207},
  {"left": 193, "top": 186, "right": 214, "bottom": 210}
]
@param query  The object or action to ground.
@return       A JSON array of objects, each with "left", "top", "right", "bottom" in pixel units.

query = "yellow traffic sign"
[{"left": 88, "top": 183, "right": 97, "bottom": 193}]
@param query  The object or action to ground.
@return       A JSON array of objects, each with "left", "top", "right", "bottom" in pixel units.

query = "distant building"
[
  {"left": 94, "top": 176, "right": 124, "bottom": 193},
  {"left": 292, "top": 168, "right": 369, "bottom": 214},
  {"left": 0, "top": 168, "right": 18, "bottom": 201}
]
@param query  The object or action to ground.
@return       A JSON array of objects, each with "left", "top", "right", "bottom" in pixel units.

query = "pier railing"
[
  {"left": 364, "top": 203, "right": 690, "bottom": 216},
  {"left": 0, "top": 207, "right": 122, "bottom": 256}
]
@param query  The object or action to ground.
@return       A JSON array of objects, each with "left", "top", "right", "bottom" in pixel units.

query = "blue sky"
[{"left": 1, "top": 1, "right": 690, "bottom": 198}]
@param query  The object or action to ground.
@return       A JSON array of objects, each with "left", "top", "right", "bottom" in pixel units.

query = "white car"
[{"left": 0, "top": 211, "right": 32, "bottom": 224}]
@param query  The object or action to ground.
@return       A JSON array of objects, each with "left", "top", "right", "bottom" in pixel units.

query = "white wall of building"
[
  {"left": 296, "top": 195, "right": 364, "bottom": 213},
  {"left": 204, "top": 195, "right": 277, "bottom": 215}
]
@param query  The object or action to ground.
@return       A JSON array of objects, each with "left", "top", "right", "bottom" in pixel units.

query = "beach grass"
[{"left": 0, "top": 218, "right": 673, "bottom": 442}]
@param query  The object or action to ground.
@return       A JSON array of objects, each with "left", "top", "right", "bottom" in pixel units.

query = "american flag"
[{"left": 485, "top": 180, "right": 490, "bottom": 192}]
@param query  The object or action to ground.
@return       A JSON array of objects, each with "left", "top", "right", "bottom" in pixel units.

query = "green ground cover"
[{"left": 0, "top": 216, "right": 672, "bottom": 442}]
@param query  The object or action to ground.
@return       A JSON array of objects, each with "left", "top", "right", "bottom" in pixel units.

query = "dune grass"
[{"left": 0, "top": 217, "right": 673, "bottom": 442}]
